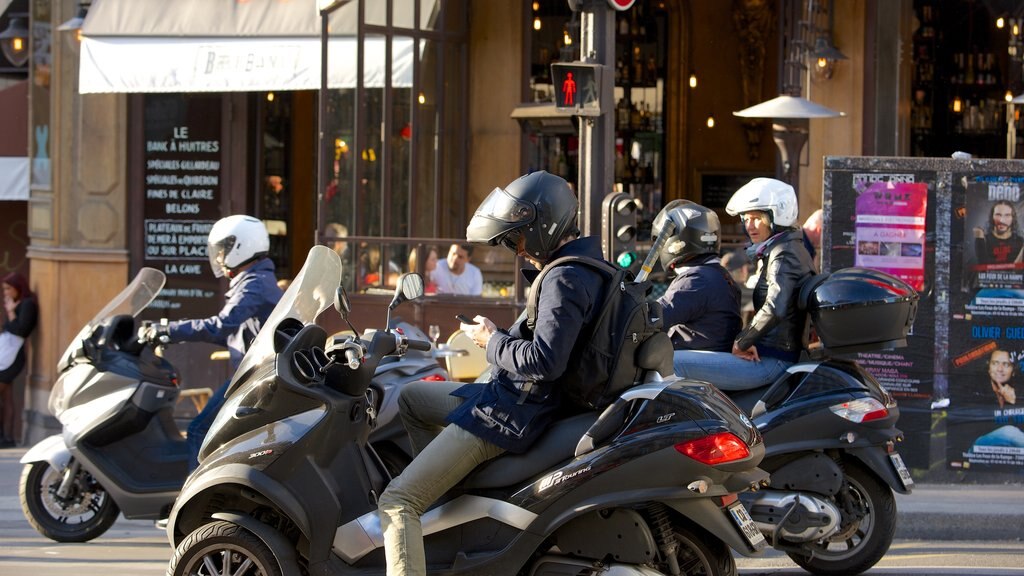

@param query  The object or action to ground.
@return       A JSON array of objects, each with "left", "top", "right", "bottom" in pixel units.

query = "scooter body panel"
[{"left": 20, "top": 434, "right": 71, "bottom": 470}]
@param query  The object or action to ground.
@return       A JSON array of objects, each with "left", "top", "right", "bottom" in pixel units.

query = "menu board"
[{"left": 142, "top": 95, "right": 223, "bottom": 318}]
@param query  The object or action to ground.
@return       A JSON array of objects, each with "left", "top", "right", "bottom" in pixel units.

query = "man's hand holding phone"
[{"left": 459, "top": 314, "right": 496, "bottom": 348}]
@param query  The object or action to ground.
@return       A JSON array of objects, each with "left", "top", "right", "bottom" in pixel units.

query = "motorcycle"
[
  {"left": 649, "top": 209, "right": 919, "bottom": 575},
  {"left": 164, "top": 245, "right": 770, "bottom": 576},
  {"left": 18, "top": 268, "right": 448, "bottom": 543}
]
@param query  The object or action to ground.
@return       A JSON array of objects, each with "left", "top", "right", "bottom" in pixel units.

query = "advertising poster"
[
  {"left": 826, "top": 167, "right": 938, "bottom": 469},
  {"left": 853, "top": 181, "right": 928, "bottom": 291},
  {"left": 954, "top": 175, "right": 1024, "bottom": 318},
  {"left": 946, "top": 173, "right": 1024, "bottom": 473},
  {"left": 141, "top": 94, "right": 223, "bottom": 319},
  {"left": 946, "top": 337, "right": 1024, "bottom": 472}
]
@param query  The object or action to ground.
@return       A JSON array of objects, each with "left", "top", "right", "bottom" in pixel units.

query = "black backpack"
[{"left": 526, "top": 255, "right": 665, "bottom": 410}]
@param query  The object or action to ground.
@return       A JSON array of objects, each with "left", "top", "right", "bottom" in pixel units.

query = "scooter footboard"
[
  {"left": 662, "top": 497, "right": 764, "bottom": 557},
  {"left": 20, "top": 435, "right": 71, "bottom": 471}
]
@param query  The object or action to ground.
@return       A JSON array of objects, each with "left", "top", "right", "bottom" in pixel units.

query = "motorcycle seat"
[{"left": 461, "top": 412, "right": 599, "bottom": 490}]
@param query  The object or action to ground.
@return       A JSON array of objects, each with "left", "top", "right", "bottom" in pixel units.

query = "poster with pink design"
[{"left": 854, "top": 181, "right": 928, "bottom": 291}]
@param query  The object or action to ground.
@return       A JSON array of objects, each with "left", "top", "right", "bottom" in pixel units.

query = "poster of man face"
[
  {"left": 947, "top": 340, "right": 1024, "bottom": 472},
  {"left": 959, "top": 176, "right": 1024, "bottom": 318}
]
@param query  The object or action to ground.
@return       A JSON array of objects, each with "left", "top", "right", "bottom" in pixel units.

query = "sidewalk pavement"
[{"left": 895, "top": 483, "right": 1024, "bottom": 541}]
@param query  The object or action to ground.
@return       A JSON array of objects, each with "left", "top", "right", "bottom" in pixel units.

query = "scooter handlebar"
[{"left": 407, "top": 339, "right": 432, "bottom": 352}]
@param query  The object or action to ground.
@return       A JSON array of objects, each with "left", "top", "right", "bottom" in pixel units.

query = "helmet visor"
[
  {"left": 466, "top": 187, "right": 536, "bottom": 244},
  {"left": 207, "top": 235, "right": 236, "bottom": 278}
]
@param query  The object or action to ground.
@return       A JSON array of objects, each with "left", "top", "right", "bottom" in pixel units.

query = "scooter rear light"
[
  {"left": 675, "top": 432, "right": 750, "bottom": 465},
  {"left": 421, "top": 373, "right": 446, "bottom": 382},
  {"left": 830, "top": 397, "right": 889, "bottom": 423}
]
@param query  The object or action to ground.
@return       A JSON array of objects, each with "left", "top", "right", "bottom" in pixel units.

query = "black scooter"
[
  {"left": 17, "top": 268, "right": 448, "bottom": 544},
  {"left": 164, "top": 245, "right": 770, "bottom": 576},
  {"left": 648, "top": 207, "right": 918, "bottom": 576}
]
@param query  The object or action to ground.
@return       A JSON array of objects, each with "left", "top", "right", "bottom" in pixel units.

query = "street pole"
[{"left": 577, "top": 0, "right": 615, "bottom": 239}]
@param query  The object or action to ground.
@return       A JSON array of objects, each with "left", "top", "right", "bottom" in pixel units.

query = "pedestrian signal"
[{"left": 551, "top": 62, "right": 603, "bottom": 116}]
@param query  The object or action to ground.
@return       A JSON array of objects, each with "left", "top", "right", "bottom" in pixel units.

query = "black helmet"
[
  {"left": 652, "top": 199, "right": 721, "bottom": 271},
  {"left": 466, "top": 171, "right": 579, "bottom": 261}
]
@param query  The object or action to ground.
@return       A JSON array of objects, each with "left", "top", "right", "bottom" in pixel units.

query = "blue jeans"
[
  {"left": 186, "top": 378, "right": 230, "bottom": 471},
  {"left": 673, "top": 350, "right": 792, "bottom": 391}
]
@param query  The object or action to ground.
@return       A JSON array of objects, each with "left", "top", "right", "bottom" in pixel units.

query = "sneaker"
[
  {"left": 930, "top": 397, "right": 950, "bottom": 410},
  {"left": 154, "top": 518, "right": 169, "bottom": 530}
]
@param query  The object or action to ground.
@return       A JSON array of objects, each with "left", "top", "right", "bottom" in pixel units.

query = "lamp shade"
[
  {"left": 734, "top": 95, "right": 844, "bottom": 119},
  {"left": 0, "top": 13, "right": 29, "bottom": 67}
]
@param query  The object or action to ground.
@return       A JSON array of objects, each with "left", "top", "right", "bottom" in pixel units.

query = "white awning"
[
  {"left": 0, "top": 157, "right": 28, "bottom": 200},
  {"left": 78, "top": 0, "right": 414, "bottom": 94}
]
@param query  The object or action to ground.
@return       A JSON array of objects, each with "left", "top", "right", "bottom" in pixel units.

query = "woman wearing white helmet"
[{"left": 673, "top": 178, "right": 816, "bottom": 390}]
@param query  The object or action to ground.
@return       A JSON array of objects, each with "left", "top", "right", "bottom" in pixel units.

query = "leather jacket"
[{"left": 734, "top": 229, "right": 815, "bottom": 354}]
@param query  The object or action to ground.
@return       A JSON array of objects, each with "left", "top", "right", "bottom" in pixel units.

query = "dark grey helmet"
[
  {"left": 466, "top": 171, "right": 579, "bottom": 261},
  {"left": 652, "top": 199, "right": 721, "bottom": 271}
]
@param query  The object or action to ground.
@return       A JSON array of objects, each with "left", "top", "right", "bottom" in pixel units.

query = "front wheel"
[
  {"left": 663, "top": 523, "right": 737, "bottom": 576},
  {"left": 167, "top": 521, "right": 283, "bottom": 576},
  {"left": 787, "top": 461, "right": 897, "bottom": 575},
  {"left": 19, "top": 460, "right": 120, "bottom": 542}
]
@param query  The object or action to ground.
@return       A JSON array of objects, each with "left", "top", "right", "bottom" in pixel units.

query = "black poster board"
[
  {"left": 141, "top": 94, "right": 223, "bottom": 319},
  {"left": 825, "top": 157, "right": 1024, "bottom": 478}
]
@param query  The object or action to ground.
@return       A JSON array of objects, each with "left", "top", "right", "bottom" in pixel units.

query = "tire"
[
  {"left": 787, "top": 461, "right": 897, "bottom": 576},
  {"left": 167, "top": 520, "right": 283, "bottom": 576},
  {"left": 19, "top": 460, "right": 120, "bottom": 543},
  {"left": 666, "top": 523, "right": 737, "bottom": 576}
]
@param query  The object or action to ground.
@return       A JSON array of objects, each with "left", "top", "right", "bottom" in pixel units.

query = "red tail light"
[
  {"left": 421, "top": 373, "right": 446, "bottom": 382},
  {"left": 830, "top": 398, "right": 889, "bottom": 423},
  {"left": 675, "top": 432, "right": 750, "bottom": 465}
]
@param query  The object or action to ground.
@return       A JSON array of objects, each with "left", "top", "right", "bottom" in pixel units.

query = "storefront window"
[{"left": 320, "top": 0, "right": 467, "bottom": 293}]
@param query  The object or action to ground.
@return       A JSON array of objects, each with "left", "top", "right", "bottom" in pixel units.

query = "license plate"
[
  {"left": 890, "top": 452, "right": 914, "bottom": 488},
  {"left": 727, "top": 500, "right": 766, "bottom": 551}
]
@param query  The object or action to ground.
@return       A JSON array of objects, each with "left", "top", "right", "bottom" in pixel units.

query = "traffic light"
[
  {"left": 602, "top": 192, "right": 638, "bottom": 269},
  {"left": 550, "top": 61, "right": 603, "bottom": 116}
]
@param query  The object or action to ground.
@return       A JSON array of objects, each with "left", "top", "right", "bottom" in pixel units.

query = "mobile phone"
[{"left": 455, "top": 314, "right": 478, "bottom": 325}]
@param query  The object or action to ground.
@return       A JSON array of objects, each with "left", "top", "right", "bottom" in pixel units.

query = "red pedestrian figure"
[{"left": 562, "top": 72, "right": 576, "bottom": 106}]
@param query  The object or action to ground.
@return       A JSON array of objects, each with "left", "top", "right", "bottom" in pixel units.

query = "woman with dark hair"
[{"left": 0, "top": 272, "right": 39, "bottom": 447}]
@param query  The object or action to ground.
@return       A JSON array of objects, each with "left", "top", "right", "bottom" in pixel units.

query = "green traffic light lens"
[{"left": 616, "top": 251, "right": 637, "bottom": 268}]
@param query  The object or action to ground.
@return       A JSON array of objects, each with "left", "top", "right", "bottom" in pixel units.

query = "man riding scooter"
[
  {"left": 378, "top": 170, "right": 610, "bottom": 575},
  {"left": 655, "top": 191, "right": 917, "bottom": 576}
]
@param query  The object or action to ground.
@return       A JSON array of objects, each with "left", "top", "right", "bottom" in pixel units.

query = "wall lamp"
[{"left": 0, "top": 12, "right": 29, "bottom": 67}]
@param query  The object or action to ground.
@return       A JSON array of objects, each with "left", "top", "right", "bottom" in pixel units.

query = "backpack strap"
[{"left": 526, "top": 255, "right": 618, "bottom": 332}]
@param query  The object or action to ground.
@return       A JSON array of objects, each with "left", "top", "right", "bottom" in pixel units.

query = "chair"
[{"left": 443, "top": 330, "right": 489, "bottom": 382}]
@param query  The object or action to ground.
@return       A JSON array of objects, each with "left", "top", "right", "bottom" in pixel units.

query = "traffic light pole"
[{"left": 577, "top": 0, "right": 615, "bottom": 243}]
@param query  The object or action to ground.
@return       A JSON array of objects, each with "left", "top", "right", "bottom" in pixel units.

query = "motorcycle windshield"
[
  {"left": 228, "top": 245, "right": 343, "bottom": 393},
  {"left": 57, "top": 267, "right": 166, "bottom": 371}
]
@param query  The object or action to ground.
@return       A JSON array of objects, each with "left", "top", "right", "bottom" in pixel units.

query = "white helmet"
[
  {"left": 207, "top": 215, "right": 270, "bottom": 278},
  {"left": 725, "top": 177, "right": 799, "bottom": 228}
]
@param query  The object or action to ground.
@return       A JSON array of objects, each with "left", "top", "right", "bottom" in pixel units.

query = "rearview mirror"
[
  {"left": 389, "top": 273, "right": 425, "bottom": 310},
  {"left": 334, "top": 286, "right": 351, "bottom": 319}
]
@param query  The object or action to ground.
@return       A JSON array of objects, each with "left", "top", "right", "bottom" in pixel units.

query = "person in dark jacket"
[
  {"left": 653, "top": 200, "right": 742, "bottom": 354},
  {"left": 0, "top": 273, "right": 38, "bottom": 447},
  {"left": 143, "top": 215, "right": 283, "bottom": 469},
  {"left": 673, "top": 178, "right": 815, "bottom": 390},
  {"left": 377, "top": 171, "right": 608, "bottom": 576}
]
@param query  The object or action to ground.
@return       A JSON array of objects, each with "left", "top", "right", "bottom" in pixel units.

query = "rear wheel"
[
  {"left": 19, "top": 460, "right": 120, "bottom": 542},
  {"left": 168, "top": 520, "right": 283, "bottom": 576},
  {"left": 665, "top": 524, "right": 737, "bottom": 576},
  {"left": 787, "top": 461, "right": 896, "bottom": 575}
]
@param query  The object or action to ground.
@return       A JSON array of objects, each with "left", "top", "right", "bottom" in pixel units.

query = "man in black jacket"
[{"left": 377, "top": 171, "right": 609, "bottom": 576}]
